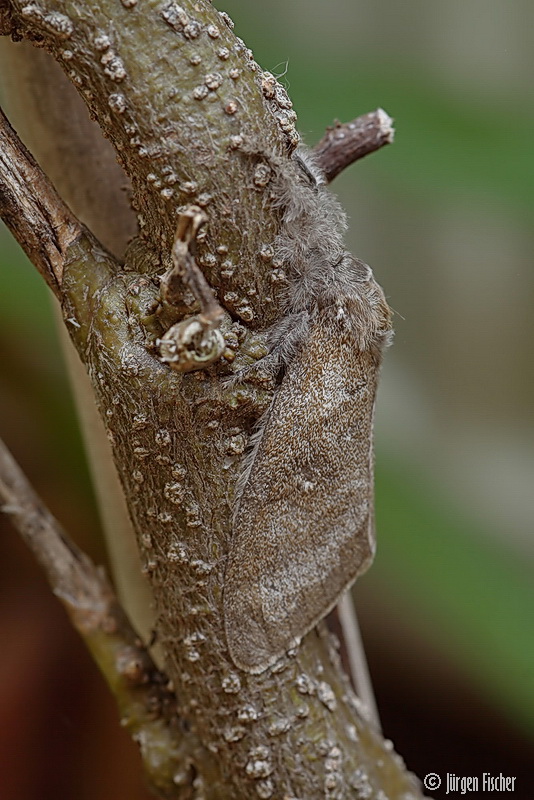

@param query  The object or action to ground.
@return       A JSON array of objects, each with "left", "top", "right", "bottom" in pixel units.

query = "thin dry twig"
[
  {"left": 337, "top": 592, "right": 381, "bottom": 731},
  {"left": 0, "top": 436, "right": 194, "bottom": 796},
  {"left": 158, "top": 206, "right": 226, "bottom": 372},
  {"left": 161, "top": 207, "right": 224, "bottom": 327},
  {"left": 314, "top": 108, "right": 395, "bottom": 183},
  {"left": 0, "top": 105, "right": 85, "bottom": 295}
]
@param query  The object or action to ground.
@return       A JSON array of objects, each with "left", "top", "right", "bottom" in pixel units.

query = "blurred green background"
[{"left": 1, "top": 1, "right": 533, "bottom": 798}]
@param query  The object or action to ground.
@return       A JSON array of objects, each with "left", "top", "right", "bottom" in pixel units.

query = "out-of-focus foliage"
[{"left": 376, "top": 459, "right": 534, "bottom": 735}]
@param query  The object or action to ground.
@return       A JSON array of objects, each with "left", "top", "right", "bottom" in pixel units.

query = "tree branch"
[
  {"left": 0, "top": 436, "right": 195, "bottom": 797},
  {"left": 0, "top": 104, "right": 83, "bottom": 295},
  {"left": 0, "top": 101, "right": 121, "bottom": 315},
  {"left": 314, "top": 108, "right": 395, "bottom": 183},
  {"left": 0, "top": 37, "right": 157, "bottom": 648},
  {"left": 3, "top": 0, "right": 290, "bottom": 319}
]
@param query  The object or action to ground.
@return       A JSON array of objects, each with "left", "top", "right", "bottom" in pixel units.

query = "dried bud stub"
[{"left": 158, "top": 317, "right": 225, "bottom": 372}]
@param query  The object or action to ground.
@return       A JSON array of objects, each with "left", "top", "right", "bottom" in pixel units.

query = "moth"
[{"left": 223, "top": 149, "right": 392, "bottom": 673}]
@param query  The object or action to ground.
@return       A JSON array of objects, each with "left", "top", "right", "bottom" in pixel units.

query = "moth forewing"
[{"left": 224, "top": 310, "right": 384, "bottom": 674}]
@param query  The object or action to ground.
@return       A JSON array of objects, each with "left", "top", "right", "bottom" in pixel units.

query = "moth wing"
[{"left": 224, "top": 316, "right": 381, "bottom": 673}]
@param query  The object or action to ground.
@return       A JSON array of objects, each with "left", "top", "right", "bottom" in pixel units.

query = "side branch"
[
  {"left": 0, "top": 437, "right": 194, "bottom": 797},
  {"left": 314, "top": 108, "right": 395, "bottom": 183},
  {"left": 0, "top": 105, "right": 85, "bottom": 296}
]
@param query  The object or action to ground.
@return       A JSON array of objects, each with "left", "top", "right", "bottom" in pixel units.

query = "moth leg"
[
  {"left": 228, "top": 310, "right": 310, "bottom": 389},
  {"left": 266, "top": 309, "right": 310, "bottom": 366}
]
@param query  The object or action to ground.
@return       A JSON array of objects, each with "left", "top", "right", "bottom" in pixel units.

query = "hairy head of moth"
[{"left": 158, "top": 316, "right": 225, "bottom": 372}]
